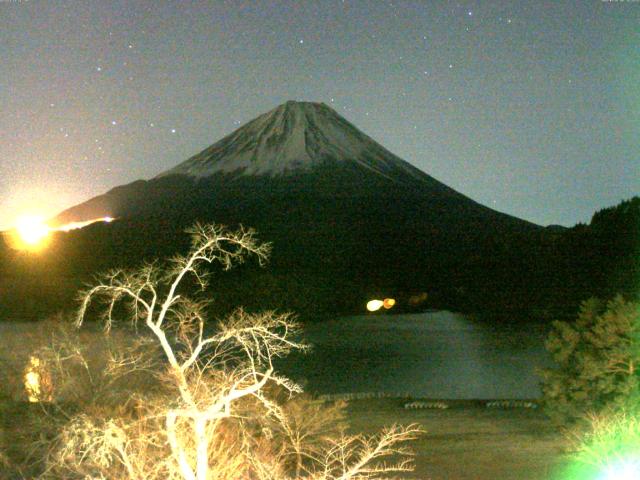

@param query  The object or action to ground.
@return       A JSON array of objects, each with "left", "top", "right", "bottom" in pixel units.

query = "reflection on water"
[{"left": 277, "top": 311, "right": 552, "bottom": 399}]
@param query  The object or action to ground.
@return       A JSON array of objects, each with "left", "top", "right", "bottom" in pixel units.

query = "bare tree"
[{"left": 38, "top": 223, "right": 420, "bottom": 479}]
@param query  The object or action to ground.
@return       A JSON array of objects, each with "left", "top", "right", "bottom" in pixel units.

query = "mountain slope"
[
  {"left": 42, "top": 101, "right": 548, "bottom": 320},
  {"left": 55, "top": 101, "right": 535, "bottom": 232}
]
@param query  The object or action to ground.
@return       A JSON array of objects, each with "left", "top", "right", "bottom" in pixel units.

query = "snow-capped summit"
[{"left": 158, "top": 100, "right": 425, "bottom": 182}]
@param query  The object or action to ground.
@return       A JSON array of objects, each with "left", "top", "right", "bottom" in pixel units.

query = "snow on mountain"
[{"left": 158, "top": 100, "right": 427, "bottom": 183}]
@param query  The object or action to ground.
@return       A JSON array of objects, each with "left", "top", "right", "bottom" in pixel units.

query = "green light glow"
[
  {"left": 557, "top": 458, "right": 640, "bottom": 480},
  {"left": 556, "top": 411, "right": 640, "bottom": 480},
  {"left": 598, "top": 459, "right": 640, "bottom": 480}
]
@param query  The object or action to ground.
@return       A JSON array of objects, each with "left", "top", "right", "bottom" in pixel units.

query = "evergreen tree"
[{"left": 540, "top": 295, "right": 640, "bottom": 424}]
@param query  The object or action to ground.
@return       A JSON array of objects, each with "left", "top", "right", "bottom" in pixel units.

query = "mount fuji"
[
  {"left": 158, "top": 100, "right": 449, "bottom": 186},
  {"left": 35, "top": 101, "right": 548, "bottom": 319},
  {"left": 55, "top": 100, "right": 535, "bottom": 228}
]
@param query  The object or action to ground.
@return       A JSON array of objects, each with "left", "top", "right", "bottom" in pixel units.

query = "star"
[
  {"left": 171, "top": 128, "right": 177, "bottom": 133},
  {"left": 96, "top": 66, "right": 102, "bottom": 72},
  {"left": 111, "top": 120, "right": 117, "bottom": 125}
]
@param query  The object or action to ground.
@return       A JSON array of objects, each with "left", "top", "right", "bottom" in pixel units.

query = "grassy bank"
[
  {"left": 344, "top": 398, "right": 569, "bottom": 479},
  {"left": 1, "top": 397, "right": 569, "bottom": 479}
]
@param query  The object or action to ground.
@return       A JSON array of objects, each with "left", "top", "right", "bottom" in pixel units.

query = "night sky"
[{"left": 1, "top": 0, "right": 638, "bottom": 230}]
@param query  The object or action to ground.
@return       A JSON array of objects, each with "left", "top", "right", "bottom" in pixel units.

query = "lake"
[
  {"left": 0, "top": 311, "right": 554, "bottom": 400},
  {"left": 277, "top": 311, "right": 553, "bottom": 399}
]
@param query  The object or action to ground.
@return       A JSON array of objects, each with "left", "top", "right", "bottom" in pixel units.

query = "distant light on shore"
[
  {"left": 383, "top": 298, "right": 396, "bottom": 309},
  {"left": 367, "top": 300, "right": 384, "bottom": 312},
  {"left": 367, "top": 298, "right": 397, "bottom": 312}
]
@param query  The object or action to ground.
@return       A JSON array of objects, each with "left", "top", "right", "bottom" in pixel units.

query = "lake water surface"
[
  {"left": 277, "top": 311, "right": 553, "bottom": 399},
  {"left": 1, "top": 311, "right": 553, "bottom": 400}
]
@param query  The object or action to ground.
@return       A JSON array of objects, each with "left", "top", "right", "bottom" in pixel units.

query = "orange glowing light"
[
  {"left": 23, "top": 355, "right": 53, "bottom": 403},
  {"left": 383, "top": 298, "right": 396, "bottom": 309}
]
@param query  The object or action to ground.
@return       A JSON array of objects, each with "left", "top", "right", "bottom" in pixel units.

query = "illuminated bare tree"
[{"left": 40, "top": 223, "right": 420, "bottom": 480}]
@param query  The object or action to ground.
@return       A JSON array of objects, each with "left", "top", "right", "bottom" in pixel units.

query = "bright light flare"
[
  {"left": 16, "top": 216, "right": 50, "bottom": 245},
  {"left": 599, "top": 459, "right": 640, "bottom": 480},
  {"left": 8, "top": 215, "right": 52, "bottom": 251},
  {"left": 367, "top": 299, "right": 384, "bottom": 312},
  {"left": 4, "top": 215, "right": 116, "bottom": 251}
]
